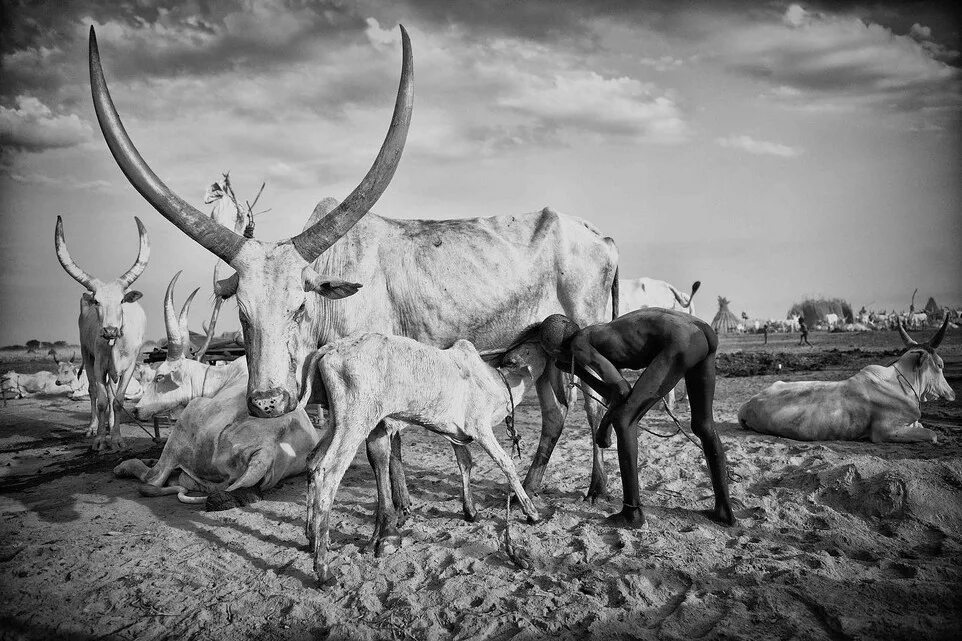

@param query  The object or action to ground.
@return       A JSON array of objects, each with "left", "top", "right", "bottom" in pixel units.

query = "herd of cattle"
[{"left": 3, "top": 26, "right": 956, "bottom": 580}]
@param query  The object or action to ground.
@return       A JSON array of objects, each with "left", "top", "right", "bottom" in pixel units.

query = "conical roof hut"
[
  {"left": 711, "top": 297, "right": 740, "bottom": 334},
  {"left": 924, "top": 297, "right": 941, "bottom": 316}
]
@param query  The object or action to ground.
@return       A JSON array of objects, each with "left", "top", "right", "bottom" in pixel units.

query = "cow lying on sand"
[
  {"left": 304, "top": 333, "right": 545, "bottom": 581},
  {"left": 738, "top": 315, "right": 953, "bottom": 443},
  {"left": 115, "top": 274, "right": 318, "bottom": 505},
  {"left": 1, "top": 370, "right": 74, "bottom": 398}
]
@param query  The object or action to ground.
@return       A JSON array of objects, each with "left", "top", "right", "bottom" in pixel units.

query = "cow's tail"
[
  {"left": 604, "top": 236, "right": 619, "bottom": 320},
  {"left": 611, "top": 265, "right": 620, "bottom": 320}
]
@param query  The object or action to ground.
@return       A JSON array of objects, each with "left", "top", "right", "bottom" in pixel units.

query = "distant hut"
[
  {"left": 924, "top": 297, "right": 941, "bottom": 317},
  {"left": 711, "top": 297, "right": 740, "bottom": 334},
  {"left": 786, "top": 297, "right": 853, "bottom": 326}
]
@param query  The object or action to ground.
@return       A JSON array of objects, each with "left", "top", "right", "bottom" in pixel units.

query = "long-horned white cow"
[
  {"left": 617, "top": 278, "right": 700, "bottom": 316},
  {"left": 738, "top": 316, "right": 953, "bottom": 443},
  {"left": 55, "top": 216, "right": 148, "bottom": 450},
  {"left": 120, "top": 275, "right": 317, "bottom": 502},
  {"left": 304, "top": 333, "right": 544, "bottom": 580},
  {"left": 89, "top": 26, "right": 619, "bottom": 501}
]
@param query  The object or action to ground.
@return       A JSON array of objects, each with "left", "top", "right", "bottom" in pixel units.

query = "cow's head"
[
  {"left": 897, "top": 315, "right": 955, "bottom": 402},
  {"left": 134, "top": 272, "right": 200, "bottom": 419},
  {"left": 53, "top": 352, "right": 80, "bottom": 386},
  {"left": 89, "top": 25, "right": 413, "bottom": 417},
  {"left": 55, "top": 216, "right": 148, "bottom": 340}
]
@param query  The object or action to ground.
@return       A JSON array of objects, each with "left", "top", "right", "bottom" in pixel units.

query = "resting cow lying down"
[
  {"left": 303, "top": 333, "right": 545, "bottom": 581},
  {"left": 1, "top": 370, "right": 74, "bottom": 398},
  {"left": 739, "top": 315, "right": 953, "bottom": 443},
  {"left": 115, "top": 273, "right": 319, "bottom": 503}
]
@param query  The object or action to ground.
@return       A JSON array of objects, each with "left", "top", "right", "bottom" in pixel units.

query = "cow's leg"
[
  {"left": 451, "top": 444, "right": 477, "bottom": 522},
  {"left": 582, "top": 387, "right": 610, "bottom": 503},
  {"left": 307, "top": 424, "right": 369, "bottom": 580},
  {"left": 83, "top": 351, "right": 98, "bottom": 437},
  {"left": 685, "top": 352, "right": 735, "bottom": 526},
  {"left": 91, "top": 379, "right": 111, "bottom": 452},
  {"left": 365, "top": 423, "right": 400, "bottom": 557},
  {"left": 871, "top": 420, "right": 937, "bottom": 444},
  {"left": 387, "top": 424, "right": 412, "bottom": 525},
  {"left": 474, "top": 423, "right": 541, "bottom": 523},
  {"left": 108, "top": 366, "right": 136, "bottom": 450},
  {"left": 522, "top": 363, "right": 569, "bottom": 496}
]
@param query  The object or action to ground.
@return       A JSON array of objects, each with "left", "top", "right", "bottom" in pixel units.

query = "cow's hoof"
[
  {"left": 375, "top": 534, "right": 402, "bottom": 558},
  {"left": 90, "top": 436, "right": 109, "bottom": 452},
  {"left": 583, "top": 486, "right": 609, "bottom": 505},
  {"left": 395, "top": 507, "right": 411, "bottom": 528},
  {"left": 108, "top": 439, "right": 127, "bottom": 452},
  {"left": 525, "top": 510, "right": 541, "bottom": 524},
  {"left": 463, "top": 507, "right": 478, "bottom": 522}
]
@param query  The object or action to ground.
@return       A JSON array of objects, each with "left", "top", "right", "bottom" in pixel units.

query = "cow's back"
[
  {"left": 314, "top": 209, "right": 617, "bottom": 350},
  {"left": 739, "top": 379, "right": 871, "bottom": 441}
]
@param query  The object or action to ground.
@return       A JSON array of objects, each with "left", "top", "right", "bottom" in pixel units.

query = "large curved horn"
[
  {"left": 118, "top": 217, "right": 151, "bottom": 288},
  {"left": 291, "top": 25, "right": 414, "bottom": 262},
  {"left": 55, "top": 216, "right": 96, "bottom": 290},
  {"left": 897, "top": 318, "right": 918, "bottom": 347},
  {"left": 179, "top": 287, "right": 200, "bottom": 355},
  {"left": 928, "top": 313, "right": 950, "bottom": 350},
  {"left": 89, "top": 27, "right": 246, "bottom": 264},
  {"left": 164, "top": 271, "right": 186, "bottom": 361},
  {"left": 226, "top": 449, "right": 274, "bottom": 492}
]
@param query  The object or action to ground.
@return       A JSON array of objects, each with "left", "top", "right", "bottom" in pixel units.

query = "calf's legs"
[
  {"left": 452, "top": 444, "right": 478, "bottom": 522},
  {"left": 365, "top": 424, "right": 401, "bottom": 557}
]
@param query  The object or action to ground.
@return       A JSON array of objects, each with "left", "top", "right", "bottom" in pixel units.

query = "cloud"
[
  {"left": 0, "top": 96, "right": 92, "bottom": 151},
  {"left": 715, "top": 3, "right": 960, "bottom": 112},
  {"left": 716, "top": 135, "right": 802, "bottom": 158},
  {"left": 7, "top": 171, "right": 114, "bottom": 192}
]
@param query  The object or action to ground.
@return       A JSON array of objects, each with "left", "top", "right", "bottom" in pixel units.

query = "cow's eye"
[{"left": 154, "top": 375, "right": 166, "bottom": 383}]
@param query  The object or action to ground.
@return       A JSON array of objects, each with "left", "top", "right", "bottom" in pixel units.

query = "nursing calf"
[
  {"left": 739, "top": 316, "right": 953, "bottom": 443},
  {"left": 305, "top": 333, "right": 545, "bottom": 581}
]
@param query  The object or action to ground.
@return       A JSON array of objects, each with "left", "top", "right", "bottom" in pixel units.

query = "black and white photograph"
[{"left": 1, "top": 1, "right": 960, "bottom": 639}]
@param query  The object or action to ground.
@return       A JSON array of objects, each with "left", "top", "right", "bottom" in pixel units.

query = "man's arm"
[{"left": 570, "top": 338, "right": 631, "bottom": 401}]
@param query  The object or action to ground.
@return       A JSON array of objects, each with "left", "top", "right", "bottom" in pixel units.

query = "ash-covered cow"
[
  {"left": 739, "top": 315, "right": 953, "bottom": 443},
  {"left": 89, "top": 26, "right": 619, "bottom": 507},
  {"left": 304, "top": 333, "right": 545, "bottom": 580},
  {"left": 1, "top": 370, "right": 73, "bottom": 398},
  {"left": 55, "top": 216, "right": 148, "bottom": 450},
  {"left": 116, "top": 274, "right": 318, "bottom": 503}
]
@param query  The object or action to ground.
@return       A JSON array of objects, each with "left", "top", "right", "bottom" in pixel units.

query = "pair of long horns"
[
  {"left": 89, "top": 24, "right": 413, "bottom": 265},
  {"left": 898, "top": 314, "right": 950, "bottom": 350},
  {"left": 164, "top": 271, "right": 199, "bottom": 361},
  {"left": 55, "top": 215, "right": 150, "bottom": 290}
]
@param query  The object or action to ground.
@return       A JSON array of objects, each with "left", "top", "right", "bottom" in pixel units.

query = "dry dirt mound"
[{"left": 717, "top": 348, "right": 902, "bottom": 377}]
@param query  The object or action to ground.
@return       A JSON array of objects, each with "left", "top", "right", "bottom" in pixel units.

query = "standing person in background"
[
  {"left": 798, "top": 317, "right": 812, "bottom": 347},
  {"left": 763, "top": 322, "right": 770, "bottom": 345}
]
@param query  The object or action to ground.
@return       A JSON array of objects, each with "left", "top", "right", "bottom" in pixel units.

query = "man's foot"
[
  {"left": 704, "top": 502, "right": 736, "bottom": 526},
  {"left": 603, "top": 505, "right": 647, "bottom": 529}
]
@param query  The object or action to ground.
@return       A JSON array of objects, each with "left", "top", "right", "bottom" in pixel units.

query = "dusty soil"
[{"left": 1, "top": 330, "right": 960, "bottom": 640}]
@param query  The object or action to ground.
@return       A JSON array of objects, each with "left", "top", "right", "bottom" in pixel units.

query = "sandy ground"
[{"left": 1, "top": 329, "right": 960, "bottom": 640}]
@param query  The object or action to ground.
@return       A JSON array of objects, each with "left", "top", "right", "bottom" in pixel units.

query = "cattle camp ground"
[{"left": 2, "top": 328, "right": 960, "bottom": 640}]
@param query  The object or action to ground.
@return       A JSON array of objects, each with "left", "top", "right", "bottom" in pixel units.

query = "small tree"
[{"left": 25, "top": 339, "right": 40, "bottom": 353}]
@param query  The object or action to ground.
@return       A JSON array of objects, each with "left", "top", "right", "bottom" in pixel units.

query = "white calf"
[{"left": 304, "top": 333, "right": 546, "bottom": 580}]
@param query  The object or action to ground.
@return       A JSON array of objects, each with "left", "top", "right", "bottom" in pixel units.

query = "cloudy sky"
[{"left": 0, "top": 0, "right": 959, "bottom": 343}]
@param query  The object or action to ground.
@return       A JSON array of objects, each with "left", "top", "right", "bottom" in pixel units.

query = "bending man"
[{"left": 538, "top": 309, "right": 735, "bottom": 528}]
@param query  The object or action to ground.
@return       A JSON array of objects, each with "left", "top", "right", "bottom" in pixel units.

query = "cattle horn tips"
[
  {"left": 928, "top": 313, "right": 950, "bottom": 350},
  {"left": 897, "top": 318, "right": 918, "bottom": 347}
]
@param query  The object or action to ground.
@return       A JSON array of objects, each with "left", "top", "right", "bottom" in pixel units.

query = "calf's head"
[
  {"left": 89, "top": 25, "right": 413, "bottom": 418},
  {"left": 134, "top": 272, "right": 200, "bottom": 419},
  {"left": 54, "top": 352, "right": 80, "bottom": 386},
  {"left": 55, "top": 216, "right": 148, "bottom": 340},
  {"left": 898, "top": 315, "right": 955, "bottom": 402}
]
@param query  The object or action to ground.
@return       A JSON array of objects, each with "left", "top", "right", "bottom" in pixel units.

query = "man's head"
[{"left": 539, "top": 314, "right": 580, "bottom": 358}]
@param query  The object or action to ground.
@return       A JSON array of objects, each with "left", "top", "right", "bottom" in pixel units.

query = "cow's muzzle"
[
  {"left": 102, "top": 326, "right": 123, "bottom": 340},
  {"left": 248, "top": 388, "right": 294, "bottom": 418}
]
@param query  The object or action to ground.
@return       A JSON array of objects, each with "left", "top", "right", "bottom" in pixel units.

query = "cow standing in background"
[{"left": 55, "top": 216, "right": 149, "bottom": 451}]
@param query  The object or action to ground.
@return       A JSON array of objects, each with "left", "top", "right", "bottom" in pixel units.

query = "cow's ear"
[
  {"left": 123, "top": 290, "right": 143, "bottom": 303},
  {"left": 81, "top": 292, "right": 95, "bottom": 304},
  {"left": 314, "top": 280, "right": 362, "bottom": 300}
]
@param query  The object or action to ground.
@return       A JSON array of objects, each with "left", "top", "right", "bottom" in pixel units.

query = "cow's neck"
[
  {"left": 189, "top": 358, "right": 246, "bottom": 398},
  {"left": 887, "top": 353, "right": 924, "bottom": 406}
]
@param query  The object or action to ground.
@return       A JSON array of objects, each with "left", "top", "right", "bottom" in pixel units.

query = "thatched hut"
[
  {"left": 924, "top": 297, "right": 941, "bottom": 316},
  {"left": 786, "top": 297, "right": 853, "bottom": 326},
  {"left": 711, "top": 297, "right": 740, "bottom": 334}
]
